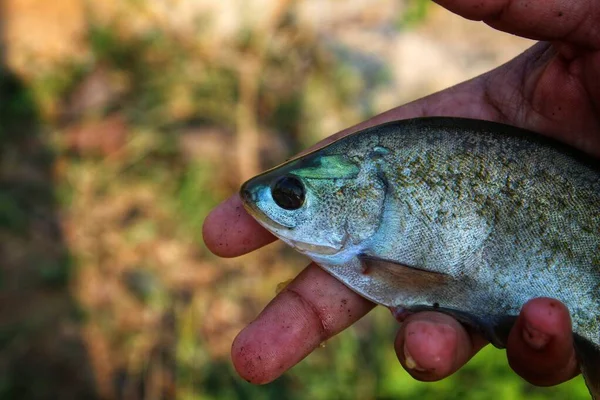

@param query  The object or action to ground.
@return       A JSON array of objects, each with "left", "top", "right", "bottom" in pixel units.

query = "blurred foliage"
[
  {"left": 0, "top": 0, "right": 590, "bottom": 399},
  {"left": 400, "top": 0, "right": 432, "bottom": 28}
]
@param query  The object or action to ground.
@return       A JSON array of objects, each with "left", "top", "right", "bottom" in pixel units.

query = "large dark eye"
[{"left": 271, "top": 176, "right": 305, "bottom": 210}]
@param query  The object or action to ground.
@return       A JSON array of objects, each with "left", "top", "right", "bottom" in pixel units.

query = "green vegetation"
[{"left": 400, "top": 0, "right": 433, "bottom": 28}]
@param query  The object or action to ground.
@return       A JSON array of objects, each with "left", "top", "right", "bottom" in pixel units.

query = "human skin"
[{"left": 203, "top": 0, "right": 600, "bottom": 387}]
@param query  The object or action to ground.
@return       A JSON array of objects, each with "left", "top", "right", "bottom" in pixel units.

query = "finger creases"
[
  {"left": 231, "top": 264, "right": 375, "bottom": 384},
  {"left": 507, "top": 297, "right": 579, "bottom": 386},
  {"left": 434, "top": 0, "right": 600, "bottom": 49}
]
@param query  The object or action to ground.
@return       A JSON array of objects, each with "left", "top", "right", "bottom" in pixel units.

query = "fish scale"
[{"left": 239, "top": 117, "right": 600, "bottom": 398}]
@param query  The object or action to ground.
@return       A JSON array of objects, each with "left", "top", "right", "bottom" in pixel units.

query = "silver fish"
[{"left": 239, "top": 117, "right": 600, "bottom": 398}]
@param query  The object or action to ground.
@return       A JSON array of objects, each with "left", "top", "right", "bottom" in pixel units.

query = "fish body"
[{"left": 240, "top": 117, "right": 600, "bottom": 397}]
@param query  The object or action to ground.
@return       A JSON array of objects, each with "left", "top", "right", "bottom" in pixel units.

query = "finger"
[
  {"left": 435, "top": 0, "right": 600, "bottom": 48},
  {"left": 231, "top": 263, "right": 375, "bottom": 383},
  {"left": 395, "top": 312, "right": 488, "bottom": 381},
  {"left": 507, "top": 297, "right": 579, "bottom": 386},
  {"left": 202, "top": 194, "right": 276, "bottom": 257}
]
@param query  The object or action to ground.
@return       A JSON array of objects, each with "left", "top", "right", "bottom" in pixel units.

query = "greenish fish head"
[{"left": 240, "top": 152, "right": 386, "bottom": 263}]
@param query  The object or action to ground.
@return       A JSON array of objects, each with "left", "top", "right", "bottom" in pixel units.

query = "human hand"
[{"left": 203, "top": 0, "right": 599, "bottom": 386}]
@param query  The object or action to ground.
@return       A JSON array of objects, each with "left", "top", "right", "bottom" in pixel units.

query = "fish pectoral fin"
[
  {"left": 574, "top": 335, "right": 600, "bottom": 400},
  {"left": 358, "top": 255, "right": 450, "bottom": 289}
]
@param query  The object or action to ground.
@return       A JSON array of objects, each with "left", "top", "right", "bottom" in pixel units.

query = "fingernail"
[
  {"left": 404, "top": 343, "right": 427, "bottom": 372},
  {"left": 522, "top": 322, "right": 551, "bottom": 350}
]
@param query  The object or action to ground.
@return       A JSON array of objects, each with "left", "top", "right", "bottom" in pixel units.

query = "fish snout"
[{"left": 240, "top": 181, "right": 256, "bottom": 204}]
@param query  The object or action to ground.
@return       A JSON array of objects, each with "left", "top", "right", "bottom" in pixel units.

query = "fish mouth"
[
  {"left": 240, "top": 181, "right": 255, "bottom": 208},
  {"left": 243, "top": 207, "right": 340, "bottom": 255},
  {"left": 289, "top": 240, "right": 341, "bottom": 256}
]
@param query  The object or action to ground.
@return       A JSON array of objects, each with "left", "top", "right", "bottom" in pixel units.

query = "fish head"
[{"left": 240, "top": 149, "right": 387, "bottom": 262}]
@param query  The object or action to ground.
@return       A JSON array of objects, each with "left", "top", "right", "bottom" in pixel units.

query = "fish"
[{"left": 239, "top": 117, "right": 600, "bottom": 398}]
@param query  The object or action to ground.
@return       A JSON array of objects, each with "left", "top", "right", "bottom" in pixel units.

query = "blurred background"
[{"left": 0, "top": 0, "right": 590, "bottom": 399}]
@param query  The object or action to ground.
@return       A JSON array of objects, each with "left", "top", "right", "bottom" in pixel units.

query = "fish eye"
[{"left": 271, "top": 176, "right": 305, "bottom": 210}]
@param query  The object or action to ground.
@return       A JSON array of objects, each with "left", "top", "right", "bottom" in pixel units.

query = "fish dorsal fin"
[
  {"left": 358, "top": 255, "right": 450, "bottom": 289},
  {"left": 574, "top": 335, "right": 600, "bottom": 399}
]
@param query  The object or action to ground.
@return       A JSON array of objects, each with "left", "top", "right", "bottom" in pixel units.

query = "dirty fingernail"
[{"left": 404, "top": 343, "right": 427, "bottom": 372}]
